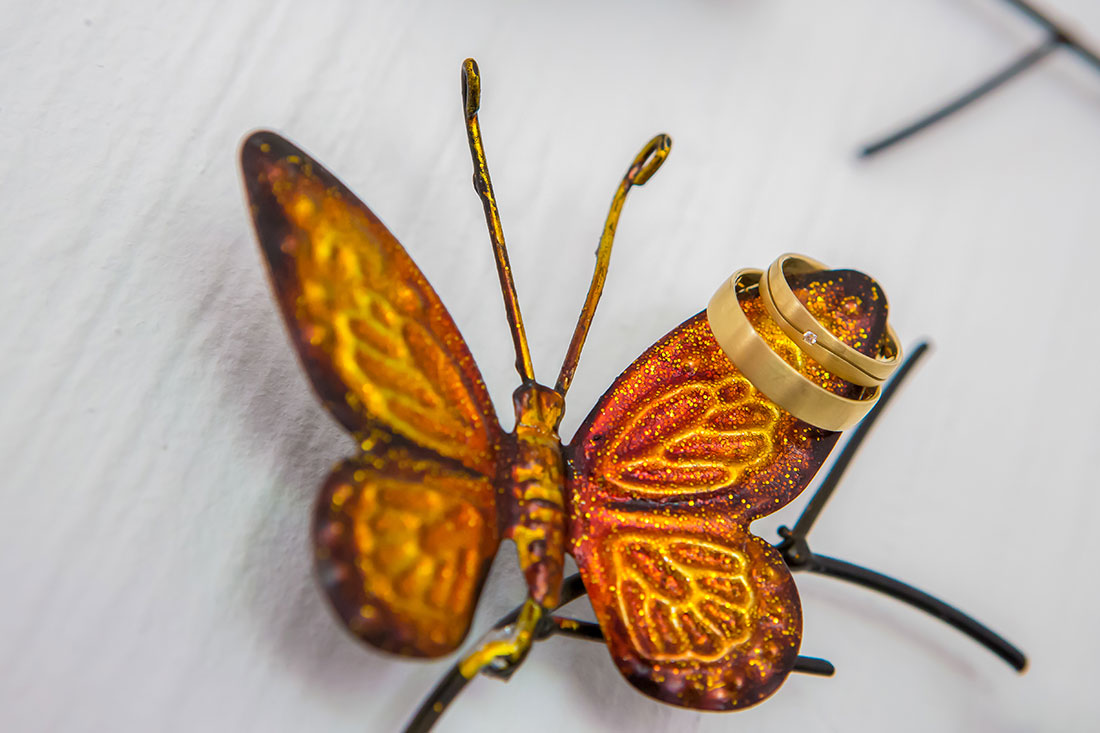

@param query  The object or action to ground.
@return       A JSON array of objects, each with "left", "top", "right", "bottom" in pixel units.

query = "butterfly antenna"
[
  {"left": 462, "top": 58, "right": 536, "bottom": 384},
  {"left": 554, "top": 133, "right": 672, "bottom": 395}
]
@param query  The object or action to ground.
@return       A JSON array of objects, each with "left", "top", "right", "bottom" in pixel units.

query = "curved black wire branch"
[
  {"left": 777, "top": 341, "right": 1027, "bottom": 672},
  {"left": 1001, "top": 0, "right": 1100, "bottom": 72},
  {"left": 402, "top": 574, "right": 588, "bottom": 733},
  {"left": 784, "top": 341, "right": 932, "bottom": 550},
  {"left": 547, "top": 616, "right": 836, "bottom": 677},
  {"left": 859, "top": 39, "right": 1060, "bottom": 158},
  {"left": 796, "top": 553, "right": 1027, "bottom": 671},
  {"left": 403, "top": 574, "right": 835, "bottom": 733},
  {"left": 860, "top": 0, "right": 1100, "bottom": 157}
]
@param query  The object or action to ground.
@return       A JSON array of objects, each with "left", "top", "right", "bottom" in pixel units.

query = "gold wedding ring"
[
  {"left": 706, "top": 268, "right": 881, "bottom": 431},
  {"left": 759, "top": 254, "right": 901, "bottom": 387}
]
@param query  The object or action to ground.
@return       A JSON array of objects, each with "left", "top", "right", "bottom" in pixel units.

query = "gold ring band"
[
  {"left": 760, "top": 254, "right": 901, "bottom": 386},
  {"left": 706, "top": 269, "right": 880, "bottom": 432}
]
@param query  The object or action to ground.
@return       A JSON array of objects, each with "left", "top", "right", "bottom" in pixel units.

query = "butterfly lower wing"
[
  {"left": 315, "top": 438, "right": 500, "bottom": 657},
  {"left": 579, "top": 515, "right": 801, "bottom": 709},
  {"left": 567, "top": 270, "right": 890, "bottom": 708},
  {"left": 241, "top": 131, "right": 501, "bottom": 477}
]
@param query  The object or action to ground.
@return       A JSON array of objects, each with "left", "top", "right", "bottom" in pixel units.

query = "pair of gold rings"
[{"left": 706, "top": 254, "right": 901, "bottom": 431}]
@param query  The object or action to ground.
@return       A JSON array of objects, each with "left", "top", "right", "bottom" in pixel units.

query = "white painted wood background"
[{"left": 3, "top": 1, "right": 1099, "bottom": 731}]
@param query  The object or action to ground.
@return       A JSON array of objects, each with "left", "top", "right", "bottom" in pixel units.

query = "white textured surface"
[{"left": 3, "top": 1, "right": 1099, "bottom": 731}]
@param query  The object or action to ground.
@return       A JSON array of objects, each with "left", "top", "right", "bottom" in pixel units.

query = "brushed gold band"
[
  {"left": 760, "top": 254, "right": 900, "bottom": 386},
  {"left": 706, "top": 269, "right": 880, "bottom": 432}
]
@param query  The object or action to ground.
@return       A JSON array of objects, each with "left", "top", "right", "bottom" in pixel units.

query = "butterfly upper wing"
[
  {"left": 567, "top": 270, "right": 890, "bottom": 709},
  {"left": 241, "top": 131, "right": 503, "bottom": 655},
  {"left": 241, "top": 131, "right": 501, "bottom": 477}
]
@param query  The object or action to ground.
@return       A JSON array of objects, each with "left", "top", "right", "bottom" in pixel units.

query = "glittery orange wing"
[
  {"left": 314, "top": 437, "right": 499, "bottom": 657},
  {"left": 241, "top": 131, "right": 501, "bottom": 478},
  {"left": 241, "top": 131, "right": 504, "bottom": 656},
  {"left": 567, "top": 270, "right": 889, "bottom": 709}
]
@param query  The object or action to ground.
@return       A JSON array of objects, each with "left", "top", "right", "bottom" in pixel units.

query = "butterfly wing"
[
  {"left": 314, "top": 437, "right": 499, "bottom": 657},
  {"left": 241, "top": 132, "right": 503, "bottom": 655},
  {"left": 241, "top": 131, "right": 501, "bottom": 477},
  {"left": 567, "top": 270, "right": 890, "bottom": 708}
]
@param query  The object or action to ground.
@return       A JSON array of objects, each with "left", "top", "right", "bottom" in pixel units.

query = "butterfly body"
[{"left": 504, "top": 383, "right": 567, "bottom": 608}]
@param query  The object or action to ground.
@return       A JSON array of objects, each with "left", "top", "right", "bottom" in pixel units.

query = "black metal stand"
[
  {"left": 402, "top": 574, "right": 586, "bottom": 733},
  {"left": 404, "top": 341, "right": 1027, "bottom": 732},
  {"left": 860, "top": 0, "right": 1100, "bottom": 157},
  {"left": 788, "top": 550, "right": 1027, "bottom": 671},
  {"left": 403, "top": 576, "right": 836, "bottom": 733},
  {"left": 549, "top": 615, "right": 837, "bottom": 678},
  {"left": 773, "top": 341, "right": 1026, "bottom": 672}
]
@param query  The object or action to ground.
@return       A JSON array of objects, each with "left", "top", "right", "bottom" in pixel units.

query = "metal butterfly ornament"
[{"left": 240, "top": 58, "right": 1025, "bottom": 730}]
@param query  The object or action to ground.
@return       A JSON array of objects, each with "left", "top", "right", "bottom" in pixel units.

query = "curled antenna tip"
[
  {"left": 462, "top": 58, "right": 481, "bottom": 120},
  {"left": 628, "top": 133, "right": 672, "bottom": 186}
]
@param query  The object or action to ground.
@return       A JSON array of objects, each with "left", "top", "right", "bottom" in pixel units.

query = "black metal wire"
[
  {"left": 402, "top": 575, "right": 588, "bottom": 733},
  {"left": 776, "top": 340, "right": 1027, "bottom": 672},
  {"left": 404, "top": 573, "right": 839, "bottom": 731},
  {"left": 860, "top": 0, "right": 1100, "bottom": 157},
  {"left": 402, "top": 666, "right": 471, "bottom": 733},
  {"left": 792, "top": 656, "right": 836, "bottom": 677},
  {"left": 859, "top": 40, "right": 1060, "bottom": 158},
  {"left": 787, "top": 342, "right": 932, "bottom": 546},
  {"left": 550, "top": 616, "right": 837, "bottom": 677},
  {"left": 550, "top": 616, "right": 606, "bottom": 642},
  {"left": 797, "top": 553, "right": 1027, "bottom": 672},
  {"left": 1000, "top": 0, "right": 1100, "bottom": 71}
]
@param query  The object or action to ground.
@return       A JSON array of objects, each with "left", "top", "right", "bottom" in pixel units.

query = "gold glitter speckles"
[
  {"left": 566, "top": 269, "right": 890, "bottom": 710},
  {"left": 314, "top": 447, "right": 498, "bottom": 658},
  {"left": 595, "top": 378, "right": 777, "bottom": 497},
  {"left": 610, "top": 533, "right": 754, "bottom": 663},
  {"left": 243, "top": 132, "right": 501, "bottom": 478}
]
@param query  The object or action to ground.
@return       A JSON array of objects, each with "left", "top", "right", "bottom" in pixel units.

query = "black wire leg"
[
  {"left": 550, "top": 615, "right": 837, "bottom": 677},
  {"left": 792, "top": 656, "right": 836, "bottom": 677},
  {"left": 404, "top": 573, "right": 838, "bottom": 731},
  {"left": 859, "top": 38, "right": 1060, "bottom": 158},
  {"left": 775, "top": 339, "right": 1026, "bottom": 672},
  {"left": 782, "top": 341, "right": 932, "bottom": 560},
  {"left": 861, "top": 0, "right": 1100, "bottom": 157},
  {"left": 402, "top": 668, "right": 470, "bottom": 733},
  {"left": 795, "top": 552, "right": 1027, "bottom": 672},
  {"left": 550, "top": 616, "right": 605, "bottom": 642},
  {"left": 402, "top": 576, "right": 588, "bottom": 733},
  {"left": 999, "top": 0, "right": 1100, "bottom": 73}
]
